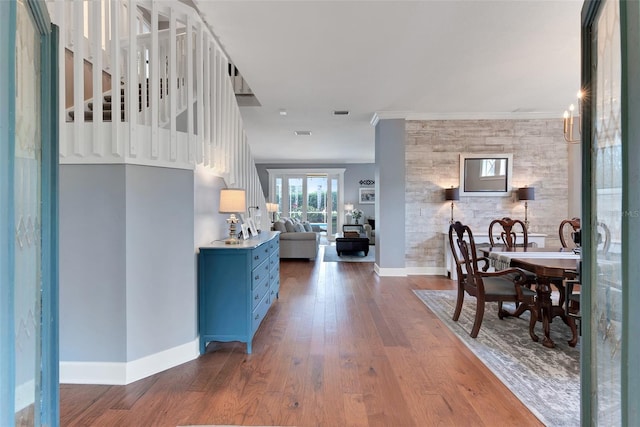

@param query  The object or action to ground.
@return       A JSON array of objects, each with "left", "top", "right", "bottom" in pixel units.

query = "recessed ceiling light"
[
  {"left": 294, "top": 130, "right": 312, "bottom": 136},
  {"left": 333, "top": 110, "right": 350, "bottom": 116},
  {"left": 279, "top": 109, "right": 287, "bottom": 116}
]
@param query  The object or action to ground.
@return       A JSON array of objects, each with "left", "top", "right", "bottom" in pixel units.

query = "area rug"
[
  {"left": 322, "top": 244, "right": 375, "bottom": 262},
  {"left": 413, "top": 290, "right": 580, "bottom": 427}
]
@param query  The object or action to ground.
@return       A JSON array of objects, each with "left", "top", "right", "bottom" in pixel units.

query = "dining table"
[{"left": 481, "top": 247, "right": 581, "bottom": 348}]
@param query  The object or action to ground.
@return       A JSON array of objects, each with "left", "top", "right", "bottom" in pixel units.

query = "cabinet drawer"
[
  {"left": 252, "top": 276, "right": 269, "bottom": 310},
  {"left": 270, "top": 277, "right": 280, "bottom": 300},
  {"left": 251, "top": 260, "right": 270, "bottom": 289},
  {"left": 251, "top": 243, "right": 271, "bottom": 270},
  {"left": 252, "top": 291, "right": 271, "bottom": 333},
  {"left": 269, "top": 251, "right": 279, "bottom": 272}
]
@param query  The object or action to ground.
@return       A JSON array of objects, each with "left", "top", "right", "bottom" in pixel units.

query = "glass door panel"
[
  {"left": 589, "top": 0, "right": 622, "bottom": 423},
  {"left": 287, "top": 177, "right": 303, "bottom": 221},
  {"left": 330, "top": 177, "right": 338, "bottom": 237},
  {"left": 306, "top": 175, "right": 327, "bottom": 233},
  {"left": 14, "top": 0, "right": 43, "bottom": 423}
]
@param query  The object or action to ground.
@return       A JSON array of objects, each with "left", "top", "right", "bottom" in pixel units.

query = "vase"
[{"left": 354, "top": 218, "right": 359, "bottom": 224}]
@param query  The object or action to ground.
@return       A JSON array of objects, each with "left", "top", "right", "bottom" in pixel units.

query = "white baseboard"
[
  {"left": 374, "top": 264, "right": 407, "bottom": 277},
  {"left": 60, "top": 338, "right": 199, "bottom": 385},
  {"left": 405, "top": 266, "right": 446, "bottom": 276},
  {"left": 374, "top": 265, "right": 447, "bottom": 277}
]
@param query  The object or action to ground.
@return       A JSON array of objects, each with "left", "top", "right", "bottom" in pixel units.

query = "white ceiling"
[{"left": 194, "top": 0, "right": 583, "bottom": 164}]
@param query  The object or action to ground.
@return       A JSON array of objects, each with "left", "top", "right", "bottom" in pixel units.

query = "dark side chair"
[
  {"left": 559, "top": 217, "right": 611, "bottom": 255},
  {"left": 559, "top": 217, "right": 582, "bottom": 249},
  {"left": 489, "top": 217, "right": 529, "bottom": 248},
  {"left": 448, "top": 221, "right": 538, "bottom": 341}
]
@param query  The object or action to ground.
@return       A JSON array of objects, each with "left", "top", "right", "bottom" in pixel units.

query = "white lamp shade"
[
  {"left": 219, "top": 189, "right": 246, "bottom": 213},
  {"left": 266, "top": 203, "right": 279, "bottom": 213},
  {"left": 344, "top": 203, "right": 354, "bottom": 211}
]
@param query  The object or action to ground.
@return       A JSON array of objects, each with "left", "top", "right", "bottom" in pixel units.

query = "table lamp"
[
  {"left": 344, "top": 203, "right": 354, "bottom": 224},
  {"left": 518, "top": 186, "right": 535, "bottom": 230},
  {"left": 444, "top": 187, "right": 459, "bottom": 224},
  {"left": 266, "top": 202, "right": 279, "bottom": 222},
  {"left": 219, "top": 188, "right": 246, "bottom": 244}
]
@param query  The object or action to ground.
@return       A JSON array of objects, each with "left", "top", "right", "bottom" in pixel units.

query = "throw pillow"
[
  {"left": 302, "top": 222, "right": 313, "bottom": 232},
  {"left": 273, "top": 220, "right": 287, "bottom": 233},
  {"left": 284, "top": 219, "right": 296, "bottom": 233},
  {"left": 294, "top": 223, "right": 305, "bottom": 232}
]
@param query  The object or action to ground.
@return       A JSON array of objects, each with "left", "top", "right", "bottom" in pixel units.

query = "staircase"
[{"left": 67, "top": 79, "right": 172, "bottom": 123}]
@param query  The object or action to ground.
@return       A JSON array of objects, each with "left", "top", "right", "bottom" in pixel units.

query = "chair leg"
[
  {"left": 497, "top": 301, "right": 510, "bottom": 319},
  {"left": 453, "top": 287, "right": 464, "bottom": 321},
  {"left": 470, "top": 297, "right": 485, "bottom": 338},
  {"left": 527, "top": 301, "right": 539, "bottom": 342}
]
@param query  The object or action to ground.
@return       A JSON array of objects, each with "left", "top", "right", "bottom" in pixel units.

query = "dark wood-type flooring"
[{"left": 60, "top": 248, "right": 544, "bottom": 426}]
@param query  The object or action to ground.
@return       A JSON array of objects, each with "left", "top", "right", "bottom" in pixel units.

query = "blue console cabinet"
[{"left": 198, "top": 231, "right": 280, "bottom": 354}]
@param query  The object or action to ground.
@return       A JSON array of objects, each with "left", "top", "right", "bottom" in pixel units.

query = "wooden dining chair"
[
  {"left": 488, "top": 217, "right": 536, "bottom": 289},
  {"left": 559, "top": 217, "right": 611, "bottom": 255},
  {"left": 448, "top": 221, "right": 538, "bottom": 341},
  {"left": 488, "top": 217, "right": 529, "bottom": 248},
  {"left": 559, "top": 217, "right": 581, "bottom": 249},
  {"left": 564, "top": 261, "right": 582, "bottom": 342}
]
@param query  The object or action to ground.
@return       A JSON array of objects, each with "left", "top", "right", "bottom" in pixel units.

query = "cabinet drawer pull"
[
  {"left": 255, "top": 314, "right": 260, "bottom": 320},
  {"left": 255, "top": 294, "right": 260, "bottom": 300},
  {"left": 254, "top": 275, "right": 260, "bottom": 280},
  {"left": 254, "top": 255, "right": 259, "bottom": 260}
]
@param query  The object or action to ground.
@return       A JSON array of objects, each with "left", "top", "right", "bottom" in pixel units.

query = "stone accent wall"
[{"left": 405, "top": 118, "right": 569, "bottom": 270}]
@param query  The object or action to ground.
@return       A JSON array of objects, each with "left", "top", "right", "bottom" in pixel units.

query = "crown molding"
[{"left": 371, "top": 110, "right": 562, "bottom": 125}]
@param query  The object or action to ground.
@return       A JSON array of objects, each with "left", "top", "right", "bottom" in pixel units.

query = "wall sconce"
[
  {"left": 444, "top": 187, "right": 459, "bottom": 224},
  {"left": 266, "top": 203, "right": 279, "bottom": 222},
  {"left": 563, "top": 91, "right": 583, "bottom": 143},
  {"left": 344, "top": 203, "right": 354, "bottom": 224},
  {"left": 518, "top": 187, "right": 535, "bottom": 230},
  {"left": 219, "top": 188, "right": 246, "bottom": 244}
]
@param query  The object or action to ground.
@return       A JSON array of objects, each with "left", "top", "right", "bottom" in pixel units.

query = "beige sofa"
[{"left": 273, "top": 218, "right": 320, "bottom": 260}]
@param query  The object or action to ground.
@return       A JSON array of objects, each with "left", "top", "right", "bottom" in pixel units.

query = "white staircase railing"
[{"left": 46, "top": 0, "right": 262, "bottom": 208}]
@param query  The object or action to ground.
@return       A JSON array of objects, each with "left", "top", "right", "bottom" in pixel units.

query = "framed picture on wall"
[{"left": 359, "top": 187, "right": 375, "bottom": 204}]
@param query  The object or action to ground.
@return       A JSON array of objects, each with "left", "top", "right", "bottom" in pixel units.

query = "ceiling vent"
[
  {"left": 333, "top": 110, "right": 350, "bottom": 116},
  {"left": 294, "top": 130, "right": 312, "bottom": 136}
]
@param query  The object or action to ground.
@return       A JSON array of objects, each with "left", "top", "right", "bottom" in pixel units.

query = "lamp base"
[{"left": 225, "top": 216, "right": 240, "bottom": 244}]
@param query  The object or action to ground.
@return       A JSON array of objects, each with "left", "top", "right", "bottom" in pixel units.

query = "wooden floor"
[{"left": 60, "top": 248, "right": 543, "bottom": 426}]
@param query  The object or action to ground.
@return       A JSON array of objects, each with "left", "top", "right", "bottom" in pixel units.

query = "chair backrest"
[
  {"left": 559, "top": 217, "right": 581, "bottom": 248},
  {"left": 448, "top": 221, "right": 480, "bottom": 289},
  {"left": 488, "top": 217, "right": 528, "bottom": 248},
  {"left": 597, "top": 221, "right": 611, "bottom": 255},
  {"left": 560, "top": 217, "right": 611, "bottom": 254}
]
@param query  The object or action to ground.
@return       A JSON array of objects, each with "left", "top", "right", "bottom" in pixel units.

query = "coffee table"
[{"left": 336, "top": 233, "right": 369, "bottom": 256}]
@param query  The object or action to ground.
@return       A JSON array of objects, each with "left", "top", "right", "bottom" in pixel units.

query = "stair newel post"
[
  {"left": 186, "top": 15, "right": 194, "bottom": 163},
  {"left": 203, "top": 36, "right": 211, "bottom": 167},
  {"left": 212, "top": 48, "right": 220, "bottom": 171},
  {"left": 73, "top": 0, "right": 84, "bottom": 154},
  {"left": 110, "top": 0, "right": 122, "bottom": 157},
  {"left": 195, "top": 23, "right": 204, "bottom": 164},
  {"left": 127, "top": 0, "right": 138, "bottom": 157},
  {"left": 150, "top": 2, "right": 159, "bottom": 159},
  {"left": 56, "top": 0, "right": 67, "bottom": 157},
  {"left": 169, "top": 7, "right": 177, "bottom": 161},
  {"left": 90, "top": 0, "right": 103, "bottom": 154}
]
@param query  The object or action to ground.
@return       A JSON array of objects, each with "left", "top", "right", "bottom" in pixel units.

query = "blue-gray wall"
[
  {"left": 60, "top": 164, "right": 196, "bottom": 362},
  {"left": 60, "top": 165, "right": 127, "bottom": 361},
  {"left": 375, "top": 119, "right": 406, "bottom": 269}
]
